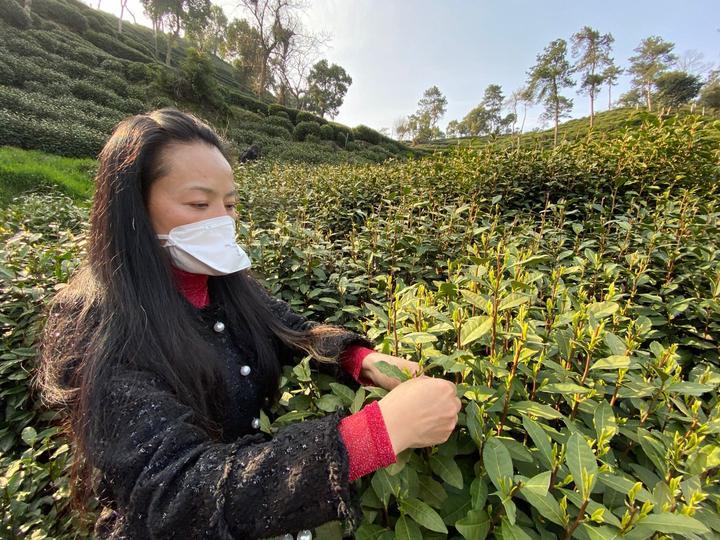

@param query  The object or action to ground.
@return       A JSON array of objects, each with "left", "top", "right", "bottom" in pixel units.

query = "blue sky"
[{"left": 95, "top": 0, "right": 719, "bottom": 134}]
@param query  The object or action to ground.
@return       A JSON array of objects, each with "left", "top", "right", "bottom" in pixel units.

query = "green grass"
[{"left": 0, "top": 145, "right": 95, "bottom": 207}]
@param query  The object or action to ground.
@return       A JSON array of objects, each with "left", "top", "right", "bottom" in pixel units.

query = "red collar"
[{"left": 170, "top": 265, "right": 210, "bottom": 308}]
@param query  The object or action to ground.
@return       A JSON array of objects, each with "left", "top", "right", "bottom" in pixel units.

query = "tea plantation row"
[{"left": 0, "top": 113, "right": 718, "bottom": 538}]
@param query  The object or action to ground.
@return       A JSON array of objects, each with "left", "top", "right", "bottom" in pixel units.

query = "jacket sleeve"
[
  {"left": 338, "top": 400, "right": 397, "bottom": 482},
  {"left": 339, "top": 344, "right": 376, "bottom": 386},
  {"left": 88, "top": 367, "right": 364, "bottom": 540},
  {"left": 250, "top": 279, "right": 376, "bottom": 386}
]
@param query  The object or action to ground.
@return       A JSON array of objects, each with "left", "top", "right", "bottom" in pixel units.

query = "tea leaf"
[
  {"left": 581, "top": 524, "right": 619, "bottom": 540},
  {"left": 500, "top": 518, "right": 532, "bottom": 540},
  {"left": 400, "top": 332, "right": 438, "bottom": 344},
  {"left": 590, "top": 355, "right": 634, "bottom": 370},
  {"left": 429, "top": 454, "right": 464, "bottom": 490},
  {"left": 541, "top": 383, "right": 592, "bottom": 395},
  {"left": 512, "top": 401, "right": 564, "bottom": 420},
  {"left": 593, "top": 401, "right": 617, "bottom": 440},
  {"left": 603, "top": 332, "right": 627, "bottom": 356},
  {"left": 633, "top": 513, "right": 709, "bottom": 535},
  {"left": 373, "top": 360, "right": 411, "bottom": 382},
  {"left": 519, "top": 489, "right": 565, "bottom": 526},
  {"left": 521, "top": 471, "right": 551, "bottom": 497},
  {"left": 483, "top": 437, "right": 513, "bottom": 493},
  {"left": 586, "top": 301, "right": 619, "bottom": 319},
  {"left": 460, "top": 316, "right": 493, "bottom": 346},
  {"left": 566, "top": 433, "right": 598, "bottom": 500},
  {"left": 394, "top": 515, "right": 422, "bottom": 540},
  {"left": 398, "top": 497, "right": 448, "bottom": 533},
  {"left": 522, "top": 416, "right": 553, "bottom": 468},
  {"left": 454, "top": 508, "right": 490, "bottom": 540}
]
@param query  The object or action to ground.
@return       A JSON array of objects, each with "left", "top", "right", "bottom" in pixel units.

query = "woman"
[{"left": 34, "top": 108, "right": 461, "bottom": 539}]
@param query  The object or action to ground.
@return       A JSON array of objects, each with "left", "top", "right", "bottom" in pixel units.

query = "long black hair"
[{"left": 33, "top": 107, "right": 350, "bottom": 522}]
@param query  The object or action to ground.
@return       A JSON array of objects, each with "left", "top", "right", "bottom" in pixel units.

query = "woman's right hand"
[{"left": 377, "top": 375, "right": 462, "bottom": 455}]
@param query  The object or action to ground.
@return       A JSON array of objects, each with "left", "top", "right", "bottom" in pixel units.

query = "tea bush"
[
  {"left": 270, "top": 109, "right": 291, "bottom": 120},
  {"left": 297, "top": 110, "right": 327, "bottom": 125},
  {"left": 294, "top": 120, "right": 323, "bottom": 142},
  {"left": 32, "top": 0, "right": 88, "bottom": 33},
  {"left": 354, "top": 124, "right": 384, "bottom": 145},
  {"left": 1, "top": 112, "right": 718, "bottom": 539},
  {"left": 320, "top": 124, "right": 336, "bottom": 141},
  {"left": 0, "top": 0, "right": 31, "bottom": 29},
  {"left": 0, "top": 109, "right": 106, "bottom": 158},
  {"left": 265, "top": 114, "right": 295, "bottom": 134}
]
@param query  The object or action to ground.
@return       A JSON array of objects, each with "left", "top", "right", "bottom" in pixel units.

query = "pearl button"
[
  {"left": 297, "top": 530, "right": 313, "bottom": 540},
  {"left": 213, "top": 321, "right": 225, "bottom": 332},
  {"left": 281, "top": 535, "right": 293, "bottom": 540},
  {"left": 251, "top": 417, "right": 260, "bottom": 429},
  {"left": 240, "top": 365, "right": 251, "bottom": 376}
]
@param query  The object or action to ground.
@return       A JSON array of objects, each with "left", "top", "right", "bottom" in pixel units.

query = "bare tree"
[
  {"left": 675, "top": 49, "right": 714, "bottom": 78},
  {"left": 393, "top": 116, "right": 411, "bottom": 141},
  {"left": 271, "top": 22, "right": 329, "bottom": 106},
  {"left": 235, "top": 0, "right": 322, "bottom": 97},
  {"left": 275, "top": 43, "right": 315, "bottom": 107},
  {"left": 118, "top": 0, "right": 138, "bottom": 33}
]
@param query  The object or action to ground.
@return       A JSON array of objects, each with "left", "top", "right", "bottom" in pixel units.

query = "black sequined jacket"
[{"left": 90, "top": 280, "right": 376, "bottom": 540}]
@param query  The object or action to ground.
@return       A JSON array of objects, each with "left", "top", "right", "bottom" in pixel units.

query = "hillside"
[
  {"left": 0, "top": 0, "right": 415, "bottom": 164},
  {"left": 418, "top": 106, "right": 718, "bottom": 152}
]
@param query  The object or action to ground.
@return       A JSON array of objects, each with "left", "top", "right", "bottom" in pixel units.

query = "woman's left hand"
[{"left": 360, "top": 351, "right": 423, "bottom": 391}]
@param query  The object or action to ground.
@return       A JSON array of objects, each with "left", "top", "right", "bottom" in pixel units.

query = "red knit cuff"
[
  {"left": 337, "top": 400, "right": 397, "bottom": 482},
  {"left": 339, "top": 344, "right": 375, "bottom": 385}
]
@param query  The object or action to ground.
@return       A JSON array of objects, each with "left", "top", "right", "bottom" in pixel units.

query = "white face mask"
[{"left": 156, "top": 215, "right": 252, "bottom": 276}]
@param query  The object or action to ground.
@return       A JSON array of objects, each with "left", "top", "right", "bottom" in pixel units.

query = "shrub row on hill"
[
  {"left": 229, "top": 129, "right": 395, "bottom": 165},
  {"left": 14, "top": 27, "right": 103, "bottom": 67},
  {"left": 0, "top": 44, "right": 145, "bottom": 113},
  {"left": 0, "top": 12, "right": 407, "bottom": 163},
  {"left": 0, "top": 85, "right": 125, "bottom": 134},
  {"left": 0, "top": 0, "right": 31, "bottom": 29},
  {"left": 224, "top": 93, "right": 391, "bottom": 147},
  {"left": 0, "top": 108, "right": 105, "bottom": 157},
  {"left": 265, "top": 114, "right": 295, "bottom": 133},
  {"left": 83, "top": 29, "right": 154, "bottom": 64},
  {"left": 31, "top": 0, "right": 88, "bottom": 33}
]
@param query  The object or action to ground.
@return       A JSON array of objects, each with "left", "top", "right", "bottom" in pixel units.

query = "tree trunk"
[
  {"left": 645, "top": 83, "right": 652, "bottom": 111},
  {"left": 589, "top": 91, "right": 594, "bottom": 128},
  {"left": 166, "top": 17, "right": 180, "bottom": 67},
  {"left": 165, "top": 37, "right": 173, "bottom": 66},
  {"left": 153, "top": 17, "right": 159, "bottom": 60},
  {"left": 257, "top": 53, "right": 269, "bottom": 95},
  {"left": 24, "top": 0, "right": 31, "bottom": 13},
  {"left": 118, "top": 0, "right": 124, "bottom": 33},
  {"left": 552, "top": 79, "right": 559, "bottom": 147},
  {"left": 608, "top": 83, "right": 612, "bottom": 109}
]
